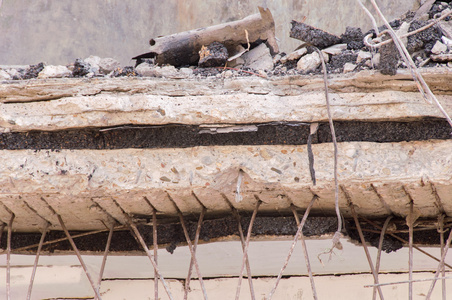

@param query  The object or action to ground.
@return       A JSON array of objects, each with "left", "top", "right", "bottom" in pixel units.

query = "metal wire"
[{"left": 26, "top": 222, "right": 50, "bottom": 300}]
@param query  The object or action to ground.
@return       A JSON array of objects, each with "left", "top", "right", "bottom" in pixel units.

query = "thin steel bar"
[
  {"left": 291, "top": 205, "right": 318, "bottom": 300},
  {"left": 95, "top": 222, "right": 114, "bottom": 299},
  {"left": 365, "top": 276, "right": 452, "bottom": 287},
  {"left": 408, "top": 201, "right": 414, "bottom": 300},
  {"left": 350, "top": 205, "right": 384, "bottom": 300},
  {"left": 373, "top": 216, "right": 392, "bottom": 300},
  {"left": 26, "top": 222, "right": 50, "bottom": 300},
  {"left": 178, "top": 210, "right": 208, "bottom": 300},
  {"left": 184, "top": 207, "right": 206, "bottom": 300},
  {"left": 235, "top": 200, "right": 261, "bottom": 300},
  {"left": 127, "top": 221, "right": 174, "bottom": 300},
  {"left": 438, "top": 215, "right": 446, "bottom": 300},
  {"left": 0, "top": 222, "right": 5, "bottom": 248},
  {"left": 232, "top": 208, "right": 256, "bottom": 300},
  {"left": 266, "top": 196, "right": 317, "bottom": 300},
  {"left": 6, "top": 213, "right": 15, "bottom": 300},
  {"left": 426, "top": 222, "right": 452, "bottom": 299},
  {"left": 153, "top": 209, "right": 158, "bottom": 300},
  {"left": 361, "top": 216, "right": 452, "bottom": 270},
  {"left": 57, "top": 214, "right": 103, "bottom": 300},
  {"left": 14, "top": 226, "right": 126, "bottom": 252}
]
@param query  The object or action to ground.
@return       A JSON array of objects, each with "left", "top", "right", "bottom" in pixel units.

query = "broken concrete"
[
  {"left": 242, "top": 43, "right": 274, "bottom": 71},
  {"left": 290, "top": 20, "right": 341, "bottom": 48}
]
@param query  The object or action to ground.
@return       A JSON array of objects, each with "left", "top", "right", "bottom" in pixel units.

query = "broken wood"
[{"left": 133, "top": 7, "right": 278, "bottom": 67}]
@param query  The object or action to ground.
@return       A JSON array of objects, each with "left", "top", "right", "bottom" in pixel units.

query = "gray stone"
[
  {"left": 99, "top": 57, "right": 120, "bottom": 75},
  {"left": 135, "top": 63, "right": 154, "bottom": 77},
  {"left": 356, "top": 50, "right": 372, "bottom": 63},
  {"left": 37, "top": 65, "right": 72, "bottom": 78},
  {"left": 242, "top": 43, "right": 274, "bottom": 71},
  {"left": 439, "top": 20, "right": 452, "bottom": 40},
  {"left": 84, "top": 55, "right": 101, "bottom": 74},
  {"left": 296, "top": 52, "right": 321, "bottom": 72},
  {"left": 135, "top": 63, "right": 178, "bottom": 78}
]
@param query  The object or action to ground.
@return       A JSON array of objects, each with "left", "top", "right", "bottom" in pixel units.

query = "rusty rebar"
[
  {"left": 373, "top": 216, "right": 392, "bottom": 300},
  {"left": 361, "top": 216, "right": 452, "bottom": 270},
  {"left": 184, "top": 207, "right": 206, "bottom": 300},
  {"left": 153, "top": 209, "right": 158, "bottom": 300},
  {"left": 425, "top": 220, "right": 452, "bottom": 299},
  {"left": 95, "top": 222, "right": 114, "bottom": 298},
  {"left": 438, "top": 214, "right": 446, "bottom": 300},
  {"left": 408, "top": 201, "right": 414, "bottom": 300},
  {"left": 266, "top": 196, "right": 317, "bottom": 300},
  {"left": 232, "top": 208, "right": 256, "bottom": 300},
  {"left": 291, "top": 205, "right": 318, "bottom": 300},
  {"left": 235, "top": 200, "right": 261, "bottom": 300},
  {"left": 177, "top": 209, "right": 208, "bottom": 300},
  {"left": 26, "top": 222, "right": 50, "bottom": 300},
  {"left": 350, "top": 205, "right": 384, "bottom": 300},
  {"left": 57, "top": 214, "right": 103, "bottom": 300},
  {"left": 6, "top": 213, "right": 15, "bottom": 300}
]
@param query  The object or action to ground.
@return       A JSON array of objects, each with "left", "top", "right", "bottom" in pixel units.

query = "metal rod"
[
  {"left": 96, "top": 222, "right": 114, "bottom": 298},
  {"left": 26, "top": 222, "right": 50, "bottom": 300},
  {"left": 128, "top": 221, "right": 174, "bottom": 300},
  {"left": 438, "top": 215, "right": 446, "bottom": 300},
  {"left": 361, "top": 216, "right": 452, "bottom": 270},
  {"left": 266, "top": 196, "right": 317, "bottom": 300},
  {"left": 235, "top": 200, "right": 261, "bottom": 300},
  {"left": 0, "top": 222, "right": 5, "bottom": 248},
  {"left": 184, "top": 208, "right": 206, "bottom": 300},
  {"left": 14, "top": 226, "right": 126, "bottom": 252},
  {"left": 178, "top": 210, "right": 208, "bottom": 300},
  {"left": 365, "top": 276, "right": 452, "bottom": 287},
  {"left": 373, "top": 216, "right": 392, "bottom": 300},
  {"left": 426, "top": 222, "right": 452, "bottom": 299},
  {"left": 57, "top": 214, "right": 103, "bottom": 300},
  {"left": 6, "top": 213, "right": 15, "bottom": 300},
  {"left": 408, "top": 201, "right": 414, "bottom": 300},
  {"left": 232, "top": 208, "right": 256, "bottom": 300},
  {"left": 153, "top": 209, "right": 158, "bottom": 300},
  {"left": 291, "top": 205, "right": 318, "bottom": 300},
  {"left": 350, "top": 205, "right": 384, "bottom": 300}
]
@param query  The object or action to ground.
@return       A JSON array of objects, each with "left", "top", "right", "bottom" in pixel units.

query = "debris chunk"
[
  {"left": 242, "top": 43, "right": 274, "bottom": 71},
  {"left": 72, "top": 59, "right": 91, "bottom": 77},
  {"left": 198, "top": 42, "right": 229, "bottom": 68},
  {"left": 280, "top": 48, "right": 307, "bottom": 63},
  {"left": 379, "top": 34, "right": 399, "bottom": 75},
  {"left": 99, "top": 58, "right": 120, "bottom": 75},
  {"left": 340, "top": 26, "right": 364, "bottom": 50},
  {"left": 38, "top": 65, "right": 72, "bottom": 79},
  {"left": 297, "top": 51, "right": 321, "bottom": 72},
  {"left": 407, "top": 20, "right": 442, "bottom": 53},
  {"left": 431, "top": 40, "right": 448, "bottom": 54},
  {"left": 290, "top": 20, "right": 340, "bottom": 48}
]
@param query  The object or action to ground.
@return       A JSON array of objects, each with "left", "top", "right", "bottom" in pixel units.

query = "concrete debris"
[
  {"left": 280, "top": 48, "right": 307, "bottom": 63},
  {"left": 439, "top": 20, "right": 452, "bottom": 39},
  {"left": 135, "top": 63, "right": 180, "bottom": 78},
  {"left": 340, "top": 26, "right": 364, "bottom": 50},
  {"left": 343, "top": 62, "right": 356, "bottom": 73},
  {"left": 0, "top": 69, "right": 11, "bottom": 80},
  {"left": 72, "top": 58, "right": 91, "bottom": 77},
  {"left": 99, "top": 57, "right": 121, "bottom": 75},
  {"left": 296, "top": 51, "right": 321, "bottom": 72},
  {"left": 322, "top": 44, "right": 347, "bottom": 56},
  {"left": 38, "top": 65, "right": 72, "bottom": 79},
  {"left": 430, "top": 53, "right": 452, "bottom": 61},
  {"left": 242, "top": 43, "right": 274, "bottom": 71},
  {"left": 84, "top": 55, "right": 101, "bottom": 74},
  {"left": 431, "top": 40, "right": 448, "bottom": 54},
  {"left": 356, "top": 50, "right": 372, "bottom": 63},
  {"left": 198, "top": 42, "right": 229, "bottom": 68},
  {"left": 290, "top": 20, "right": 341, "bottom": 48}
]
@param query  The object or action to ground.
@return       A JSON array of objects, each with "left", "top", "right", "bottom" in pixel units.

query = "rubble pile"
[{"left": 1, "top": 1, "right": 452, "bottom": 81}]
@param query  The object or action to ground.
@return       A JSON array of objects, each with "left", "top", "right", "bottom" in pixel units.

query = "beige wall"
[{"left": 0, "top": 0, "right": 417, "bottom": 66}]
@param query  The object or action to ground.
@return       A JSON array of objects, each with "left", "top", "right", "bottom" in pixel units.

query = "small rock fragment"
[
  {"left": 431, "top": 41, "right": 448, "bottom": 54},
  {"left": 84, "top": 55, "right": 101, "bottom": 74},
  {"left": 179, "top": 68, "right": 193, "bottom": 77},
  {"left": 72, "top": 59, "right": 91, "bottom": 77},
  {"left": 23, "top": 62, "right": 45, "bottom": 79},
  {"left": 407, "top": 20, "right": 442, "bottom": 53},
  {"left": 439, "top": 20, "right": 452, "bottom": 39},
  {"left": 356, "top": 50, "right": 372, "bottom": 63},
  {"left": 242, "top": 43, "right": 274, "bottom": 71},
  {"left": 297, "top": 51, "right": 321, "bottom": 72},
  {"left": 343, "top": 62, "right": 356, "bottom": 73},
  {"left": 0, "top": 69, "right": 11, "bottom": 80},
  {"left": 340, "top": 26, "right": 364, "bottom": 50},
  {"left": 430, "top": 54, "right": 452, "bottom": 62},
  {"left": 290, "top": 20, "right": 340, "bottom": 48},
  {"left": 135, "top": 63, "right": 177, "bottom": 77},
  {"left": 280, "top": 48, "right": 307, "bottom": 64},
  {"left": 112, "top": 66, "right": 137, "bottom": 77},
  {"left": 379, "top": 34, "right": 399, "bottom": 75},
  {"left": 99, "top": 58, "right": 120, "bottom": 75},
  {"left": 38, "top": 65, "right": 72, "bottom": 78},
  {"left": 198, "top": 42, "right": 229, "bottom": 68},
  {"left": 322, "top": 44, "right": 347, "bottom": 55}
]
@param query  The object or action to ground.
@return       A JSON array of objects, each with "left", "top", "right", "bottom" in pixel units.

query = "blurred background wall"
[{"left": 0, "top": 0, "right": 417, "bottom": 66}]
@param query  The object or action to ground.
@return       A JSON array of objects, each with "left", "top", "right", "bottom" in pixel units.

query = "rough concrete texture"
[
  {"left": 0, "top": 0, "right": 416, "bottom": 65},
  {"left": 1, "top": 68, "right": 452, "bottom": 132},
  {"left": 0, "top": 140, "right": 451, "bottom": 232}
]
